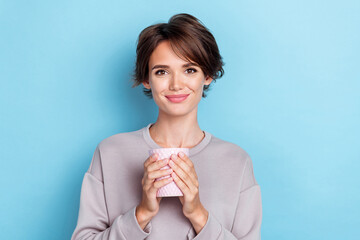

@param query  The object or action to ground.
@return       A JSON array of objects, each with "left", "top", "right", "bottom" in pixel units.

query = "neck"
[{"left": 149, "top": 110, "right": 205, "bottom": 148}]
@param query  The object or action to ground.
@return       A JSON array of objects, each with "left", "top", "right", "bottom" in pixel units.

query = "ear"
[
  {"left": 142, "top": 80, "right": 151, "bottom": 89},
  {"left": 204, "top": 76, "right": 213, "bottom": 86}
]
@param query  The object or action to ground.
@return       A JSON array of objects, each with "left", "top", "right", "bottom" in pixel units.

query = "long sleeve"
[
  {"left": 187, "top": 156, "right": 262, "bottom": 240},
  {"left": 71, "top": 145, "right": 153, "bottom": 240}
]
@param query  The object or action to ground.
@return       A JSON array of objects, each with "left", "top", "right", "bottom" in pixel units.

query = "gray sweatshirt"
[{"left": 71, "top": 123, "right": 262, "bottom": 239}]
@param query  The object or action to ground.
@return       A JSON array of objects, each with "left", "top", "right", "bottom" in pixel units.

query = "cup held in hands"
[{"left": 148, "top": 148, "right": 189, "bottom": 197}]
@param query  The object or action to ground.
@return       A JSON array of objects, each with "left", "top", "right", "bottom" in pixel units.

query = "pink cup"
[{"left": 148, "top": 148, "right": 189, "bottom": 197}]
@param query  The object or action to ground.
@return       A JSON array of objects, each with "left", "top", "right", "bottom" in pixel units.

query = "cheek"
[
  {"left": 149, "top": 79, "right": 167, "bottom": 92},
  {"left": 190, "top": 80, "right": 205, "bottom": 92}
]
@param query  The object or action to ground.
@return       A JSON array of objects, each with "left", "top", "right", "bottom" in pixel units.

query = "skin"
[{"left": 136, "top": 40, "right": 213, "bottom": 235}]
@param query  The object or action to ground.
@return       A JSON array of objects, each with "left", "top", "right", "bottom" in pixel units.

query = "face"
[{"left": 142, "top": 40, "right": 213, "bottom": 117}]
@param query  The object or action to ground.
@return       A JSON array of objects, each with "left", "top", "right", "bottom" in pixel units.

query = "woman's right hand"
[{"left": 136, "top": 153, "right": 174, "bottom": 228}]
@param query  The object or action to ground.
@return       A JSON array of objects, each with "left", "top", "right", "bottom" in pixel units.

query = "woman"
[{"left": 71, "top": 13, "right": 262, "bottom": 240}]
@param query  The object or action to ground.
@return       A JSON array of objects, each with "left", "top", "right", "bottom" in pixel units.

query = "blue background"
[{"left": 1, "top": 0, "right": 359, "bottom": 239}]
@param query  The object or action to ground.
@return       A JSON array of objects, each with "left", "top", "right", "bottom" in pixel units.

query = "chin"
[
  {"left": 165, "top": 108, "right": 189, "bottom": 116},
  {"left": 165, "top": 104, "right": 198, "bottom": 116}
]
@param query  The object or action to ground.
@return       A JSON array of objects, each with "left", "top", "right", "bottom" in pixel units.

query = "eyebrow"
[{"left": 151, "top": 63, "right": 199, "bottom": 71}]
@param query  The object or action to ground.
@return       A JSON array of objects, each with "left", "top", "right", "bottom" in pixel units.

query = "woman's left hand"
[{"left": 169, "top": 152, "right": 208, "bottom": 220}]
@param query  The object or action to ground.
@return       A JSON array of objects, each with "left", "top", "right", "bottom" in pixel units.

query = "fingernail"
[
  {"left": 179, "top": 152, "right": 185, "bottom": 157},
  {"left": 171, "top": 154, "right": 177, "bottom": 160}
]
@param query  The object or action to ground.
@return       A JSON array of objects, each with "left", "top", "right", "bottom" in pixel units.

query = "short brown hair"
[{"left": 131, "top": 13, "right": 225, "bottom": 98}]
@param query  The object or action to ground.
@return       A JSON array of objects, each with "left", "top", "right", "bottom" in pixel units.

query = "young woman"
[{"left": 71, "top": 13, "right": 262, "bottom": 240}]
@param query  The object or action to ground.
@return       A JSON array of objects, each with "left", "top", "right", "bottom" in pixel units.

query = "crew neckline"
[{"left": 142, "top": 123, "right": 212, "bottom": 157}]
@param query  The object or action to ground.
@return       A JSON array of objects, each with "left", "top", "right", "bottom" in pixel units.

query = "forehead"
[{"left": 149, "top": 40, "right": 193, "bottom": 67}]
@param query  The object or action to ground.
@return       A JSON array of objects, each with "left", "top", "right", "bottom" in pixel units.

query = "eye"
[
  {"left": 186, "top": 68, "right": 197, "bottom": 74},
  {"left": 155, "top": 70, "right": 167, "bottom": 75}
]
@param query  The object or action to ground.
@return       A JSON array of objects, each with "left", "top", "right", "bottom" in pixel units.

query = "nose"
[{"left": 169, "top": 71, "right": 183, "bottom": 91}]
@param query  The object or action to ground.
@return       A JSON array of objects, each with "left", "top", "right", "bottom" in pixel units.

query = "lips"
[
  {"left": 165, "top": 94, "right": 190, "bottom": 98},
  {"left": 165, "top": 94, "right": 190, "bottom": 103}
]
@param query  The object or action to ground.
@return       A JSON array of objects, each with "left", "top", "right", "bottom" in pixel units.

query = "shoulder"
[
  {"left": 86, "top": 127, "right": 146, "bottom": 180},
  {"left": 205, "top": 134, "right": 258, "bottom": 190},
  {"left": 96, "top": 127, "right": 144, "bottom": 152},
  {"left": 208, "top": 134, "right": 251, "bottom": 164}
]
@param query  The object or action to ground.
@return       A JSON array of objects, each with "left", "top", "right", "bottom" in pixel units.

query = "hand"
[
  {"left": 168, "top": 152, "right": 207, "bottom": 220},
  {"left": 136, "top": 154, "right": 174, "bottom": 227}
]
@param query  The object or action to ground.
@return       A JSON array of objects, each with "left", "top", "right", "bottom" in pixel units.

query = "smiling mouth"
[{"left": 165, "top": 94, "right": 190, "bottom": 103}]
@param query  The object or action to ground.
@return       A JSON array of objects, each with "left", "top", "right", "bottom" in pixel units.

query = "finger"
[
  {"left": 144, "top": 153, "right": 158, "bottom": 168},
  {"left": 171, "top": 171, "right": 190, "bottom": 196},
  {"left": 147, "top": 176, "right": 173, "bottom": 197},
  {"left": 148, "top": 158, "right": 169, "bottom": 172},
  {"left": 143, "top": 167, "right": 173, "bottom": 190},
  {"left": 152, "top": 176, "right": 173, "bottom": 190},
  {"left": 170, "top": 154, "right": 198, "bottom": 186},
  {"left": 147, "top": 168, "right": 173, "bottom": 181},
  {"left": 177, "top": 152, "right": 198, "bottom": 179},
  {"left": 169, "top": 159, "right": 197, "bottom": 190}
]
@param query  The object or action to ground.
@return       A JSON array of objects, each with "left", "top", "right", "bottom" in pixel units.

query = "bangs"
[{"left": 168, "top": 33, "right": 206, "bottom": 69}]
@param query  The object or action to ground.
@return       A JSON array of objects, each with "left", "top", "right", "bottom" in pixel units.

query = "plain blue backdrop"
[{"left": 1, "top": 0, "right": 359, "bottom": 239}]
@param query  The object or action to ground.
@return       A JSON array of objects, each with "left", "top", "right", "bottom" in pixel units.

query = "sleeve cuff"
[
  {"left": 187, "top": 211, "right": 222, "bottom": 240},
  {"left": 115, "top": 206, "right": 152, "bottom": 239}
]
